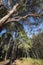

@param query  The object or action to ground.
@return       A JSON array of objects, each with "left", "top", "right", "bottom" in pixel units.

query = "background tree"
[
  {"left": 31, "top": 32, "right": 43, "bottom": 59},
  {"left": 0, "top": 0, "right": 43, "bottom": 65}
]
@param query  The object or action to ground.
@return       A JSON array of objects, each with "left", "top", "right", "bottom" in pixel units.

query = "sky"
[
  {"left": 0, "top": 0, "right": 43, "bottom": 37},
  {"left": 0, "top": 17, "right": 43, "bottom": 38},
  {"left": 23, "top": 18, "right": 43, "bottom": 37}
]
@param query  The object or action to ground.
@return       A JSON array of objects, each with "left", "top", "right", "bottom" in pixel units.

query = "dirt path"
[
  {"left": 0, "top": 60, "right": 9, "bottom": 65},
  {"left": 0, "top": 60, "right": 24, "bottom": 65},
  {"left": 0, "top": 58, "right": 43, "bottom": 65}
]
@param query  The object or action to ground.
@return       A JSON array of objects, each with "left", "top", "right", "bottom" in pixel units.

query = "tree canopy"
[{"left": 0, "top": 0, "right": 43, "bottom": 65}]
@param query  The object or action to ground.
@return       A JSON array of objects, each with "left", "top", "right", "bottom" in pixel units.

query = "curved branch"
[
  {"left": 6, "top": 14, "right": 43, "bottom": 23},
  {"left": 0, "top": 4, "right": 20, "bottom": 27},
  {"left": 0, "top": 3, "right": 43, "bottom": 27}
]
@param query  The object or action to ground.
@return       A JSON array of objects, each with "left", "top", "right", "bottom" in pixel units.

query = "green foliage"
[
  {"left": 17, "top": 31, "right": 33, "bottom": 57},
  {"left": 0, "top": 0, "right": 43, "bottom": 63},
  {"left": 19, "top": 58, "right": 43, "bottom": 65},
  {"left": 32, "top": 32, "right": 43, "bottom": 59}
]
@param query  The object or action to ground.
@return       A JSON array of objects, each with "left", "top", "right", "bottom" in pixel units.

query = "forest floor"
[
  {"left": 0, "top": 60, "right": 9, "bottom": 65},
  {"left": 0, "top": 58, "right": 43, "bottom": 65}
]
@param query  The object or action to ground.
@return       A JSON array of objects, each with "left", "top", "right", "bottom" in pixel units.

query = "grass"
[
  {"left": 0, "top": 58, "right": 43, "bottom": 65},
  {"left": 14, "top": 58, "right": 43, "bottom": 65}
]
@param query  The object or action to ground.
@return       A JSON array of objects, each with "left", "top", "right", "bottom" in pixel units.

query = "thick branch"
[
  {"left": 6, "top": 14, "right": 43, "bottom": 23},
  {"left": 0, "top": 3, "right": 43, "bottom": 27},
  {"left": 0, "top": 4, "right": 19, "bottom": 26}
]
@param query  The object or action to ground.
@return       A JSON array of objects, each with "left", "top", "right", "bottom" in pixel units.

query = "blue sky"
[
  {"left": 0, "top": 16, "right": 43, "bottom": 37},
  {"left": 23, "top": 17, "right": 43, "bottom": 37},
  {"left": 0, "top": 0, "right": 43, "bottom": 37}
]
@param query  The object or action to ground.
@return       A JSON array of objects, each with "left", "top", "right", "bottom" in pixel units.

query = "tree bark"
[
  {"left": 0, "top": 3, "right": 43, "bottom": 28},
  {"left": 0, "top": 4, "right": 19, "bottom": 27}
]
